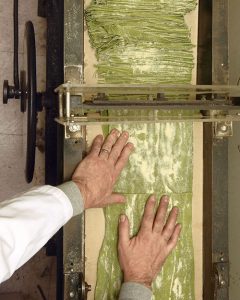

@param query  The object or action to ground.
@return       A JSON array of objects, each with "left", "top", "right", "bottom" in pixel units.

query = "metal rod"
[
  {"left": 81, "top": 100, "right": 240, "bottom": 110},
  {"left": 66, "top": 90, "right": 70, "bottom": 118},
  {"left": 13, "top": 0, "right": 19, "bottom": 94},
  {"left": 55, "top": 83, "right": 240, "bottom": 95},
  {"left": 59, "top": 92, "right": 63, "bottom": 117}
]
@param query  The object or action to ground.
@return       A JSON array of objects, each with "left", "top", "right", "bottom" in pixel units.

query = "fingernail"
[
  {"left": 128, "top": 143, "right": 134, "bottom": 150},
  {"left": 150, "top": 195, "right": 156, "bottom": 202},
  {"left": 111, "top": 129, "right": 117, "bottom": 135},
  {"left": 120, "top": 214, "right": 126, "bottom": 222},
  {"left": 97, "top": 134, "right": 103, "bottom": 140},
  {"left": 123, "top": 131, "right": 129, "bottom": 138},
  {"left": 162, "top": 195, "right": 169, "bottom": 202}
]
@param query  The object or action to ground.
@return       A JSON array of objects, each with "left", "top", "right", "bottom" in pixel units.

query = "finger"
[
  {"left": 114, "top": 142, "right": 134, "bottom": 178},
  {"left": 118, "top": 214, "right": 130, "bottom": 246},
  {"left": 162, "top": 206, "right": 179, "bottom": 242},
  {"left": 152, "top": 195, "right": 170, "bottom": 233},
  {"left": 99, "top": 129, "right": 120, "bottom": 159},
  {"left": 109, "top": 131, "right": 130, "bottom": 164},
  {"left": 89, "top": 135, "right": 103, "bottom": 157},
  {"left": 139, "top": 195, "right": 156, "bottom": 234},
  {"left": 104, "top": 193, "right": 126, "bottom": 205},
  {"left": 167, "top": 223, "right": 182, "bottom": 252}
]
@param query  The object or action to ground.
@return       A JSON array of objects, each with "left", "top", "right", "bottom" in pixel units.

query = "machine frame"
[{"left": 45, "top": 0, "right": 230, "bottom": 299}]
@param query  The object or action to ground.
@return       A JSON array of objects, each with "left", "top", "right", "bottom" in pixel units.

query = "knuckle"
[
  {"left": 164, "top": 226, "right": 173, "bottom": 237},
  {"left": 103, "top": 142, "right": 112, "bottom": 150},
  {"left": 94, "top": 143, "right": 102, "bottom": 150},
  {"left": 122, "top": 149, "right": 131, "bottom": 159},
  {"left": 111, "top": 149, "right": 120, "bottom": 159},
  {"left": 139, "top": 231, "right": 150, "bottom": 242},
  {"left": 145, "top": 213, "right": 153, "bottom": 222}
]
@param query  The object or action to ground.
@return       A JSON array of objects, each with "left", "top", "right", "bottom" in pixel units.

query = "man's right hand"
[{"left": 118, "top": 195, "right": 181, "bottom": 289}]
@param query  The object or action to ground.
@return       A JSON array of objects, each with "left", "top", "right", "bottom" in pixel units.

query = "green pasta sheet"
[
  {"left": 86, "top": 0, "right": 197, "bottom": 298},
  {"left": 95, "top": 193, "right": 194, "bottom": 300},
  {"left": 94, "top": 122, "right": 195, "bottom": 300},
  {"left": 107, "top": 121, "right": 193, "bottom": 195}
]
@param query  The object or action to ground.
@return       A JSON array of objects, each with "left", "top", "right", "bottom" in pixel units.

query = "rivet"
[
  {"left": 69, "top": 291, "right": 75, "bottom": 298},
  {"left": 220, "top": 280, "right": 226, "bottom": 286},
  {"left": 220, "top": 125, "right": 227, "bottom": 132}
]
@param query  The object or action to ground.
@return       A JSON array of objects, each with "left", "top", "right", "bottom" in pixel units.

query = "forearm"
[
  {"left": 0, "top": 183, "right": 82, "bottom": 283},
  {"left": 119, "top": 282, "right": 152, "bottom": 300}
]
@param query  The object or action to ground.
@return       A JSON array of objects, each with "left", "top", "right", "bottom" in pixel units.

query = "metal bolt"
[
  {"left": 220, "top": 257, "right": 224, "bottom": 262},
  {"left": 71, "top": 268, "right": 74, "bottom": 272},
  {"left": 70, "top": 291, "right": 75, "bottom": 298},
  {"left": 220, "top": 125, "right": 227, "bottom": 132},
  {"left": 220, "top": 280, "right": 226, "bottom": 286},
  {"left": 69, "top": 123, "right": 81, "bottom": 133}
]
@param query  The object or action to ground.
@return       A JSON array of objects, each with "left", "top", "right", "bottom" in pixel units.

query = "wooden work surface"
[{"left": 84, "top": 3, "right": 202, "bottom": 300}]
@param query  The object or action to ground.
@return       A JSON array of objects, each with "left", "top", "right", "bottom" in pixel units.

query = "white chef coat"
[
  {"left": 0, "top": 182, "right": 152, "bottom": 300},
  {"left": 0, "top": 185, "right": 73, "bottom": 283}
]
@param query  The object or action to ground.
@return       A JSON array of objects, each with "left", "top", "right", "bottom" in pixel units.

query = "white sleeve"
[{"left": 0, "top": 185, "right": 73, "bottom": 283}]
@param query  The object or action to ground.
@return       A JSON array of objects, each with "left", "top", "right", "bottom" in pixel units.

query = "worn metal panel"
[
  {"left": 212, "top": 0, "right": 229, "bottom": 84},
  {"left": 212, "top": 1, "right": 229, "bottom": 300},
  {"left": 63, "top": 1, "right": 85, "bottom": 300},
  {"left": 201, "top": 1, "right": 229, "bottom": 300},
  {"left": 64, "top": 0, "right": 84, "bottom": 82},
  {"left": 62, "top": 137, "right": 86, "bottom": 300}
]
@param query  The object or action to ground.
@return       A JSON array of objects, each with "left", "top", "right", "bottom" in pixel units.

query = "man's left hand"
[{"left": 72, "top": 129, "right": 134, "bottom": 209}]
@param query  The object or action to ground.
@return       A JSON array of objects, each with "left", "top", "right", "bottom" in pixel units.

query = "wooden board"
[{"left": 84, "top": 3, "right": 202, "bottom": 300}]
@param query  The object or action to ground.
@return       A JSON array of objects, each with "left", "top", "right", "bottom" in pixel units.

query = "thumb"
[
  {"left": 118, "top": 214, "right": 130, "bottom": 246},
  {"left": 105, "top": 193, "right": 126, "bottom": 205}
]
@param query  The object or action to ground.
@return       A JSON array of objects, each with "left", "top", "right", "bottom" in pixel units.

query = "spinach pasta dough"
[{"left": 85, "top": 0, "right": 197, "bottom": 299}]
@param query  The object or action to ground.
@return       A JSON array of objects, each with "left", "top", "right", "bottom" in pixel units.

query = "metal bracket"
[
  {"left": 214, "top": 121, "right": 233, "bottom": 138},
  {"left": 213, "top": 262, "right": 229, "bottom": 289},
  {"left": 64, "top": 117, "right": 86, "bottom": 139},
  {"left": 213, "top": 252, "right": 229, "bottom": 298},
  {"left": 64, "top": 273, "right": 91, "bottom": 299}
]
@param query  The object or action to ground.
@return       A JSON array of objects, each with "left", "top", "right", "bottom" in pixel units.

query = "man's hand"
[
  {"left": 72, "top": 129, "right": 134, "bottom": 209},
  {"left": 118, "top": 195, "right": 181, "bottom": 289}
]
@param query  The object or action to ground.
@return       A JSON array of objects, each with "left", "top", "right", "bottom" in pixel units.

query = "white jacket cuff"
[
  {"left": 57, "top": 181, "right": 84, "bottom": 216},
  {"left": 119, "top": 282, "right": 152, "bottom": 300}
]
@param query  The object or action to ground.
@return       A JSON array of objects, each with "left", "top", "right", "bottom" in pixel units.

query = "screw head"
[
  {"left": 69, "top": 291, "right": 75, "bottom": 298},
  {"left": 220, "top": 280, "right": 226, "bottom": 286},
  {"left": 220, "top": 125, "right": 227, "bottom": 132}
]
